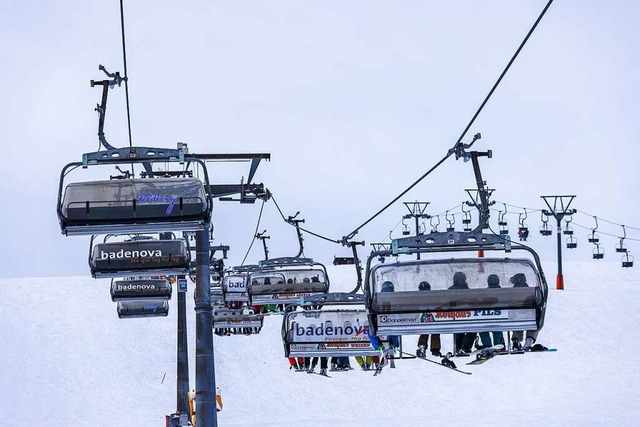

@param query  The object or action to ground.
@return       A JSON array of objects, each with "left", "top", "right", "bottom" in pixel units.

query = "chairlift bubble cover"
[
  {"left": 367, "top": 258, "right": 544, "bottom": 335},
  {"left": 117, "top": 299, "right": 169, "bottom": 318},
  {"left": 222, "top": 273, "right": 249, "bottom": 302},
  {"left": 61, "top": 178, "right": 208, "bottom": 228},
  {"left": 91, "top": 240, "right": 189, "bottom": 276},
  {"left": 111, "top": 278, "right": 172, "bottom": 301},
  {"left": 247, "top": 268, "right": 329, "bottom": 305},
  {"left": 283, "top": 310, "right": 384, "bottom": 357},
  {"left": 213, "top": 307, "right": 264, "bottom": 330}
]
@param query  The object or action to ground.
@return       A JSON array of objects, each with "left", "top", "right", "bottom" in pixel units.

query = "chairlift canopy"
[
  {"left": 282, "top": 309, "right": 384, "bottom": 358},
  {"left": 59, "top": 177, "right": 210, "bottom": 236},
  {"left": 110, "top": 278, "right": 172, "bottom": 301},
  {"left": 364, "top": 231, "right": 547, "bottom": 336},
  {"left": 116, "top": 300, "right": 169, "bottom": 318},
  {"left": 91, "top": 239, "right": 189, "bottom": 278}
]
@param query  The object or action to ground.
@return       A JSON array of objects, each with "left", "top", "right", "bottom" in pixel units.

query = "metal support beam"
[
  {"left": 176, "top": 275, "right": 189, "bottom": 415},
  {"left": 194, "top": 226, "right": 216, "bottom": 426}
]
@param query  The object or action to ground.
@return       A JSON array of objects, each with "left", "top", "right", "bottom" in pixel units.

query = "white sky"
[{"left": 1, "top": 1, "right": 638, "bottom": 277}]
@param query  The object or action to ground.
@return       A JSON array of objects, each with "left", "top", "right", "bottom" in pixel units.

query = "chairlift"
[
  {"left": 247, "top": 257, "right": 330, "bottom": 308},
  {"left": 588, "top": 217, "right": 600, "bottom": 243},
  {"left": 213, "top": 307, "right": 263, "bottom": 336},
  {"left": 117, "top": 300, "right": 169, "bottom": 318},
  {"left": 517, "top": 209, "right": 529, "bottom": 241},
  {"left": 89, "top": 235, "right": 190, "bottom": 278},
  {"left": 222, "top": 271, "right": 251, "bottom": 304},
  {"left": 592, "top": 243, "right": 604, "bottom": 260},
  {"left": 110, "top": 277, "right": 172, "bottom": 301},
  {"left": 562, "top": 216, "right": 574, "bottom": 236},
  {"left": 461, "top": 203, "right": 472, "bottom": 232},
  {"left": 430, "top": 215, "right": 440, "bottom": 233},
  {"left": 498, "top": 205, "right": 509, "bottom": 235},
  {"left": 401, "top": 218, "right": 410, "bottom": 236},
  {"left": 622, "top": 252, "right": 634, "bottom": 268},
  {"left": 282, "top": 309, "right": 384, "bottom": 358},
  {"left": 615, "top": 225, "right": 628, "bottom": 253},
  {"left": 566, "top": 235, "right": 577, "bottom": 249},
  {"left": 539, "top": 211, "right": 552, "bottom": 236},
  {"left": 419, "top": 221, "right": 428, "bottom": 235},
  {"left": 363, "top": 230, "right": 548, "bottom": 337},
  {"left": 445, "top": 210, "right": 455, "bottom": 232},
  {"left": 57, "top": 146, "right": 213, "bottom": 236}
]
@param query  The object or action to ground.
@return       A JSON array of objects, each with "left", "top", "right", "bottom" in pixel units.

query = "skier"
[
  {"left": 416, "top": 281, "right": 442, "bottom": 357},
  {"left": 478, "top": 274, "right": 505, "bottom": 350},
  {"left": 509, "top": 273, "right": 539, "bottom": 350},
  {"left": 449, "top": 272, "right": 476, "bottom": 355},
  {"left": 355, "top": 355, "right": 373, "bottom": 371},
  {"left": 369, "top": 281, "right": 400, "bottom": 369},
  {"left": 288, "top": 356, "right": 305, "bottom": 372}
]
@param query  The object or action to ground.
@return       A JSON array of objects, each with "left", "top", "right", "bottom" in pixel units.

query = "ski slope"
[{"left": 1, "top": 262, "right": 638, "bottom": 426}]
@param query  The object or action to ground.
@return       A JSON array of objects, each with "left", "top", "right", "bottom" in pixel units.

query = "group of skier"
[{"left": 417, "top": 271, "right": 540, "bottom": 358}]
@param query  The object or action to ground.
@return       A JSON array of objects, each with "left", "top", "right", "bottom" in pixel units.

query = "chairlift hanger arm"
[{"left": 90, "top": 65, "right": 125, "bottom": 151}]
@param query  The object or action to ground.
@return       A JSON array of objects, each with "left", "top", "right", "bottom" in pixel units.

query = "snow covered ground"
[{"left": 1, "top": 261, "right": 638, "bottom": 426}]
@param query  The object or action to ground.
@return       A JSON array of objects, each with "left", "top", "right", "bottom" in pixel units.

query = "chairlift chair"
[
  {"left": 539, "top": 211, "right": 552, "bottom": 236},
  {"left": 213, "top": 306, "right": 264, "bottom": 336},
  {"left": 498, "top": 205, "right": 509, "bottom": 235},
  {"left": 461, "top": 203, "right": 472, "bottom": 232},
  {"left": 363, "top": 230, "right": 548, "bottom": 337},
  {"left": 282, "top": 309, "right": 384, "bottom": 359},
  {"left": 110, "top": 277, "right": 172, "bottom": 302},
  {"left": 247, "top": 257, "right": 330, "bottom": 309},
  {"left": 622, "top": 253, "right": 634, "bottom": 268},
  {"left": 566, "top": 235, "right": 577, "bottom": 249},
  {"left": 57, "top": 147, "right": 213, "bottom": 236},
  {"left": 116, "top": 299, "right": 170, "bottom": 318},
  {"left": 402, "top": 218, "right": 410, "bottom": 236},
  {"left": 430, "top": 215, "right": 440, "bottom": 233},
  {"left": 562, "top": 217, "right": 574, "bottom": 236},
  {"left": 445, "top": 211, "right": 455, "bottom": 232},
  {"left": 89, "top": 235, "right": 190, "bottom": 278},
  {"left": 517, "top": 210, "right": 529, "bottom": 241},
  {"left": 616, "top": 226, "right": 629, "bottom": 253},
  {"left": 592, "top": 244, "right": 604, "bottom": 260}
]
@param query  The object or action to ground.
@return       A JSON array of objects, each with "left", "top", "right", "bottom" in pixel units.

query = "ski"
[
  {"left": 310, "top": 372, "right": 332, "bottom": 378},
  {"left": 527, "top": 347, "right": 557, "bottom": 353},
  {"left": 402, "top": 351, "right": 472, "bottom": 375}
]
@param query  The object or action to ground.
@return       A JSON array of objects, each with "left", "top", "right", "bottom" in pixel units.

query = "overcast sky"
[{"left": 1, "top": 1, "right": 638, "bottom": 278}]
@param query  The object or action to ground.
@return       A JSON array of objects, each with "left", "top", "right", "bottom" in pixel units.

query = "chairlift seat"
[
  {"left": 222, "top": 273, "right": 250, "bottom": 303},
  {"left": 60, "top": 178, "right": 209, "bottom": 236},
  {"left": 91, "top": 240, "right": 190, "bottom": 278},
  {"left": 110, "top": 278, "right": 172, "bottom": 301},
  {"left": 117, "top": 300, "right": 169, "bottom": 318},
  {"left": 213, "top": 307, "right": 264, "bottom": 331},
  {"left": 248, "top": 268, "right": 329, "bottom": 305},
  {"left": 283, "top": 309, "right": 385, "bottom": 358},
  {"left": 366, "top": 257, "right": 546, "bottom": 336}
]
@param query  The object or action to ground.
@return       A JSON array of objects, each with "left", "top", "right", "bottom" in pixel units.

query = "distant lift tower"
[
  {"left": 541, "top": 195, "right": 576, "bottom": 290},
  {"left": 403, "top": 201, "right": 430, "bottom": 260}
]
